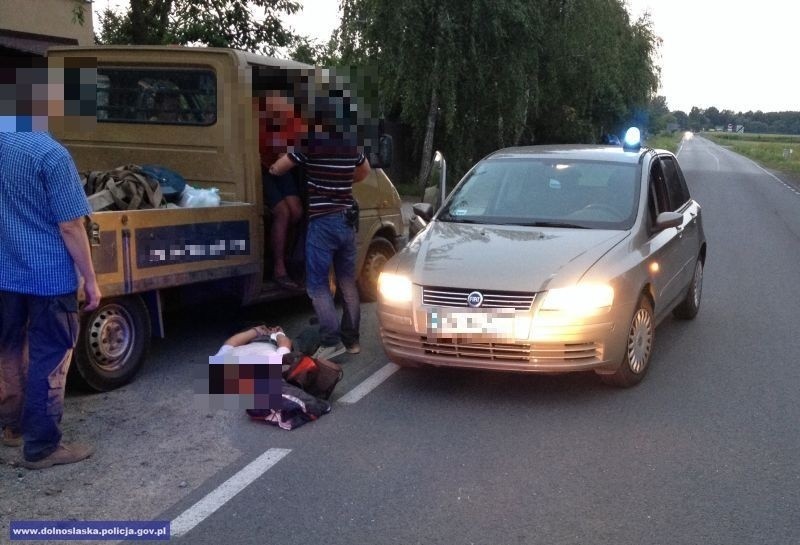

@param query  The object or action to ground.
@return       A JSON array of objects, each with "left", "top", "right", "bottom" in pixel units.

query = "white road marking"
[
  {"left": 169, "top": 360, "right": 401, "bottom": 537},
  {"left": 705, "top": 136, "right": 799, "bottom": 196},
  {"left": 338, "top": 362, "right": 400, "bottom": 404},
  {"left": 705, "top": 148, "right": 720, "bottom": 171},
  {"left": 740, "top": 154, "right": 799, "bottom": 191},
  {"left": 171, "top": 448, "right": 292, "bottom": 537}
]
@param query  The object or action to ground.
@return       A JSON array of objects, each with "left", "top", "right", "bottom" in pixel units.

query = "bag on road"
[{"left": 282, "top": 352, "right": 343, "bottom": 400}]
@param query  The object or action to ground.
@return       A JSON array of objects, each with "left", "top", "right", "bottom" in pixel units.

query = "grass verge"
[
  {"left": 703, "top": 132, "right": 800, "bottom": 178},
  {"left": 644, "top": 132, "right": 685, "bottom": 154}
]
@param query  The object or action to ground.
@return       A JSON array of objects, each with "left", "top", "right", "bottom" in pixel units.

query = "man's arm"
[
  {"left": 222, "top": 325, "right": 292, "bottom": 351},
  {"left": 353, "top": 157, "right": 372, "bottom": 183},
  {"left": 269, "top": 154, "right": 297, "bottom": 177},
  {"left": 58, "top": 217, "right": 101, "bottom": 311}
]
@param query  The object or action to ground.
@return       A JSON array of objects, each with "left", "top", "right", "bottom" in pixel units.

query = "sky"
[
  {"left": 93, "top": 0, "right": 798, "bottom": 114},
  {"left": 625, "top": 0, "right": 799, "bottom": 113}
]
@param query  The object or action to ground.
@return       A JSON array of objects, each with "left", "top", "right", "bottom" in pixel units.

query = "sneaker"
[
  {"left": 312, "top": 342, "right": 346, "bottom": 360},
  {"left": 2, "top": 427, "right": 22, "bottom": 448},
  {"left": 345, "top": 342, "right": 361, "bottom": 354},
  {"left": 21, "top": 443, "right": 94, "bottom": 470}
]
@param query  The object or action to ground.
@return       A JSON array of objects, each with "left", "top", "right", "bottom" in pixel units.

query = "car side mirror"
[
  {"left": 654, "top": 211, "right": 682, "bottom": 231},
  {"left": 370, "top": 134, "right": 393, "bottom": 169},
  {"left": 412, "top": 202, "right": 434, "bottom": 222},
  {"left": 408, "top": 202, "right": 434, "bottom": 239}
]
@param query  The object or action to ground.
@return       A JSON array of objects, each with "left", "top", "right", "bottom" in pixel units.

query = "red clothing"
[{"left": 258, "top": 103, "right": 307, "bottom": 168}]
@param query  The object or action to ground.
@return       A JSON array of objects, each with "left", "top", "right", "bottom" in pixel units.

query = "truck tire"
[
  {"left": 358, "top": 237, "right": 396, "bottom": 303},
  {"left": 72, "top": 295, "right": 151, "bottom": 391}
]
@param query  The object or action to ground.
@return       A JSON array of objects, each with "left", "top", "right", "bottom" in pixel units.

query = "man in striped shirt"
[{"left": 269, "top": 95, "right": 371, "bottom": 360}]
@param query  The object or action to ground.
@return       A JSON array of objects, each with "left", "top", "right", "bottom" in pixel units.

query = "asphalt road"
[{"left": 3, "top": 135, "right": 800, "bottom": 545}]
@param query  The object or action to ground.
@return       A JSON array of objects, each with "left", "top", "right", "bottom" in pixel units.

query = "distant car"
[
  {"left": 377, "top": 134, "right": 706, "bottom": 387},
  {"left": 602, "top": 133, "right": 621, "bottom": 145}
]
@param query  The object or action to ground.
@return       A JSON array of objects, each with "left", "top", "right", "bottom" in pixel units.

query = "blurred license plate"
[{"left": 428, "top": 309, "right": 515, "bottom": 335}]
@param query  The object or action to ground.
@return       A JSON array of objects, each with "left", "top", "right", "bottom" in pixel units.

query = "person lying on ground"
[{"left": 214, "top": 325, "right": 292, "bottom": 357}]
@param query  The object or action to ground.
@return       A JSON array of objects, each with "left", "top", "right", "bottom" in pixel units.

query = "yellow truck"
[{"left": 47, "top": 46, "right": 405, "bottom": 391}]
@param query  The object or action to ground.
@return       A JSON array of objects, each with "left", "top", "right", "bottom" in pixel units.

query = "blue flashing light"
[{"left": 623, "top": 127, "right": 641, "bottom": 151}]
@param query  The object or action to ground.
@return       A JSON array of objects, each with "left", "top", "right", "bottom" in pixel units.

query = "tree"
[
  {"left": 647, "top": 95, "right": 670, "bottom": 133},
  {"left": 705, "top": 106, "right": 722, "bottom": 128},
  {"left": 334, "top": 0, "right": 660, "bottom": 183},
  {"left": 531, "top": 1, "right": 659, "bottom": 143},
  {"left": 672, "top": 110, "right": 688, "bottom": 130},
  {"left": 688, "top": 106, "right": 706, "bottom": 131},
  {"left": 337, "top": 0, "right": 540, "bottom": 186},
  {"left": 96, "top": 0, "right": 300, "bottom": 55},
  {"left": 289, "top": 36, "right": 339, "bottom": 65}
]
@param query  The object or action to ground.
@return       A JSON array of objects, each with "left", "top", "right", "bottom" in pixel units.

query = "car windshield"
[{"left": 438, "top": 157, "right": 640, "bottom": 229}]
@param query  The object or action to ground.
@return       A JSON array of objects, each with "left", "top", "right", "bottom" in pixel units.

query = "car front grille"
[
  {"left": 382, "top": 329, "right": 601, "bottom": 365},
  {"left": 422, "top": 286, "right": 536, "bottom": 310}
]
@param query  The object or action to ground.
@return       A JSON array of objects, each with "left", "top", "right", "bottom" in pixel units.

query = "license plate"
[{"left": 428, "top": 309, "right": 515, "bottom": 336}]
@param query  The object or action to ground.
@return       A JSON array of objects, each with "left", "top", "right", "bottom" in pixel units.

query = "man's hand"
[{"left": 83, "top": 279, "right": 102, "bottom": 311}]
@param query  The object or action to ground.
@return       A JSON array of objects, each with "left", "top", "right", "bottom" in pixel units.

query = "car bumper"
[{"left": 379, "top": 304, "right": 620, "bottom": 373}]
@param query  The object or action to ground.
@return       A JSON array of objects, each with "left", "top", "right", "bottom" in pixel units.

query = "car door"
[
  {"left": 659, "top": 154, "right": 701, "bottom": 291},
  {"left": 643, "top": 156, "right": 686, "bottom": 313}
]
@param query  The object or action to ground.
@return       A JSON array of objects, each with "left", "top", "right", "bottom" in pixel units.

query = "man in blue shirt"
[{"left": 0, "top": 131, "right": 102, "bottom": 469}]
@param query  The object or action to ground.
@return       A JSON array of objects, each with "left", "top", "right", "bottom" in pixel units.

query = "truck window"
[{"left": 97, "top": 68, "right": 217, "bottom": 126}]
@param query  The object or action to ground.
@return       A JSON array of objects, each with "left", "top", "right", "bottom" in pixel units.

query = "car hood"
[{"left": 395, "top": 221, "right": 629, "bottom": 291}]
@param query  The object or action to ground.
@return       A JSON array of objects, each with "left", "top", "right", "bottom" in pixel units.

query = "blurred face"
[
  {"left": 259, "top": 91, "right": 307, "bottom": 153},
  {"left": 28, "top": 83, "right": 63, "bottom": 115}
]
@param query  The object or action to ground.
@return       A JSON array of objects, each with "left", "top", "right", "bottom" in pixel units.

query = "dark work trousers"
[{"left": 0, "top": 291, "right": 78, "bottom": 461}]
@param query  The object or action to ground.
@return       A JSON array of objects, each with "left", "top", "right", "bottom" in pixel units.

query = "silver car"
[{"left": 377, "top": 137, "right": 706, "bottom": 387}]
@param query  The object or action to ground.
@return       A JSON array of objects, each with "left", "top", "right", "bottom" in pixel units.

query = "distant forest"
[{"left": 672, "top": 106, "right": 800, "bottom": 135}]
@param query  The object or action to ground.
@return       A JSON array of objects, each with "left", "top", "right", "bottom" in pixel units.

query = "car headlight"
[
  {"left": 539, "top": 284, "right": 614, "bottom": 314},
  {"left": 378, "top": 272, "right": 413, "bottom": 304}
]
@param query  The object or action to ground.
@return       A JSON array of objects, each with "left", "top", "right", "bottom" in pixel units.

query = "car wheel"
[
  {"left": 600, "top": 296, "right": 654, "bottom": 388},
  {"left": 358, "top": 237, "right": 396, "bottom": 303},
  {"left": 672, "top": 257, "right": 703, "bottom": 320},
  {"left": 71, "top": 295, "right": 151, "bottom": 391}
]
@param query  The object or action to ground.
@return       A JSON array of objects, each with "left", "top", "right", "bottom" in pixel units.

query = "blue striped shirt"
[
  {"left": 288, "top": 151, "right": 365, "bottom": 219},
  {"left": 0, "top": 132, "right": 91, "bottom": 295}
]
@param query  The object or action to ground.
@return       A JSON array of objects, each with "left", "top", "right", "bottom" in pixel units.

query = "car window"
[
  {"left": 659, "top": 156, "right": 691, "bottom": 211},
  {"left": 439, "top": 158, "right": 639, "bottom": 229},
  {"left": 97, "top": 68, "right": 217, "bottom": 125},
  {"left": 647, "top": 159, "right": 671, "bottom": 217}
]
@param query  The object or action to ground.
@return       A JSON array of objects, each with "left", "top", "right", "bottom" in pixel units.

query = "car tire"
[
  {"left": 672, "top": 257, "right": 703, "bottom": 320},
  {"left": 71, "top": 295, "right": 151, "bottom": 391},
  {"left": 358, "top": 237, "right": 396, "bottom": 303},
  {"left": 599, "top": 296, "right": 654, "bottom": 388}
]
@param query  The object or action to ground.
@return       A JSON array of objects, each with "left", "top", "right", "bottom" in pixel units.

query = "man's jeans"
[
  {"left": 0, "top": 291, "right": 78, "bottom": 461},
  {"left": 305, "top": 212, "right": 360, "bottom": 348}
]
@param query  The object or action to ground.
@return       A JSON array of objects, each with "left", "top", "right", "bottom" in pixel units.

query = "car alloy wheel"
[{"left": 627, "top": 306, "right": 653, "bottom": 374}]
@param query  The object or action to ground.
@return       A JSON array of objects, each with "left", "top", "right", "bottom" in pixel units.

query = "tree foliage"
[
  {"left": 534, "top": 0, "right": 659, "bottom": 144},
  {"left": 336, "top": 0, "right": 541, "bottom": 184},
  {"left": 335, "top": 0, "right": 660, "bottom": 184},
  {"left": 96, "top": 0, "right": 300, "bottom": 55},
  {"left": 677, "top": 106, "right": 800, "bottom": 135}
]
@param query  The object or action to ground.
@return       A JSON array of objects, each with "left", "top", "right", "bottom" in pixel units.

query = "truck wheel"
[
  {"left": 72, "top": 295, "right": 151, "bottom": 391},
  {"left": 358, "top": 237, "right": 396, "bottom": 302}
]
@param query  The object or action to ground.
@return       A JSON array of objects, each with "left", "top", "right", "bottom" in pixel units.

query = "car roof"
[{"left": 485, "top": 144, "right": 656, "bottom": 164}]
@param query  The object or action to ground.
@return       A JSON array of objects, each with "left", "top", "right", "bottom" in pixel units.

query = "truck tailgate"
[{"left": 89, "top": 203, "right": 260, "bottom": 297}]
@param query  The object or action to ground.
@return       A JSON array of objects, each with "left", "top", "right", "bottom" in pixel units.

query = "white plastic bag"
[{"left": 179, "top": 185, "right": 221, "bottom": 207}]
